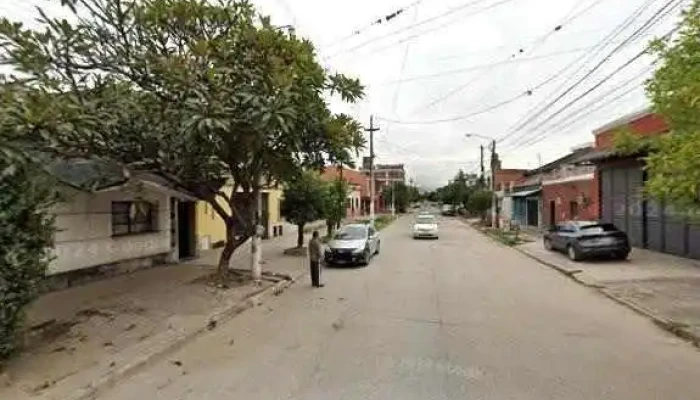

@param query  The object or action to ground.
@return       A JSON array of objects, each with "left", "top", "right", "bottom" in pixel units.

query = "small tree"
[
  {"left": 323, "top": 179, "right": 349, "bottom": 236},
  {"left": 281, "top": 172, "right": 326, "bottom": 248},
  {"left": 467, "top": 189, "right": 493, "bottom": 220}
]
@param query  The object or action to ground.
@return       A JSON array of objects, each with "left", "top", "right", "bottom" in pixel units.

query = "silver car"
[{"left": 324, "top": 224, "right": 380, "bottom": 266}]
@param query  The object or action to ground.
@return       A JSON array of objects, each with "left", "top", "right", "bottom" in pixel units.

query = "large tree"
[
  {"left": 280, "top": 171, "right": 326, "bottom": 248},
  {"left": 628, "top": 0, "right": 700, "bottom": 210},
  {"left": 0, "top": 0, "right": 364, "bottom": 277}
]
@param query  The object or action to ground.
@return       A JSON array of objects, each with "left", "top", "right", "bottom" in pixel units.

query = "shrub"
[{"left": 0, "top": 161, "right": 56, "bottom": 361}]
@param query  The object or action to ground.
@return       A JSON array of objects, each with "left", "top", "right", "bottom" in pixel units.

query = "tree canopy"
[
  {"left": 628, "top": 0, "right": 700, "bottom": 210},
  {"left": 0, "top": 0, "right": 365, "bottom": 272},
  {"left": 280, "top": 171, "right": 326, "bottom": 248}
]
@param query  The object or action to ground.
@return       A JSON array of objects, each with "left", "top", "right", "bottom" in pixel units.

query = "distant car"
[
  {"left": 544, "top": 221, "right": 630, "bottom": 261},
  {"left": 324, "top": 224, "right": 380, "bottom": 266},
  {"left": 413, "top": 214, "right": 439, "bottom": 239},
  {"left": 441, "top": 204, "right": 456, "bottom": 216}
]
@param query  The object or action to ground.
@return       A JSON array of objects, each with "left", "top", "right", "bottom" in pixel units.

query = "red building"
[
  {"left": 320, "top": 167, "right": 382, "bottom": 218},
  {"left": 577, "top": 108, "right": 700, "bottom": 258}
]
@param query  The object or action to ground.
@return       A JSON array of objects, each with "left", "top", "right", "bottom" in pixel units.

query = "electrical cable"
[
  {"left": 497, "top": 0, "right": 677, "bottom": 144},
  {"left": 322, "top": 0, "right": 424, "bottom": 50},
  {"left": 326, "top": 0, "right": 501, "bottom": 59}
]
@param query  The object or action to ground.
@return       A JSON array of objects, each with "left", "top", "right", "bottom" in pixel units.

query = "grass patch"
[
  {"left": 472, "top": 223, "right": 532, "bottom": 247},
  {"left": 358, "top": 215, "right": 397, "bottom": 231}
]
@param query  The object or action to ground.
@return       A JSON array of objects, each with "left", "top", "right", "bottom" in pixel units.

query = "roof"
[
  {"left": 48, "top": 158, "right": 128, "bottom": 191},
  {"left": 525, "top": 146, "right": 595, "bottom": 176},
  {"left": 47, "top": 158, "right": 195, "bottom": 199},
  {"left": 511, "top": 188, "right": 541, "bottom": 198},
  {"left": 573, "top": 148, "right": 646, "bottom": 164}
]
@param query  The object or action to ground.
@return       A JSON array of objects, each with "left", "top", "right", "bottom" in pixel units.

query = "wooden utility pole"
[
  {"left": 365, "top": 115, "right": 379, "bottom": 224},
  {"left": 480, "top": 145, "right": 485, "bottom": 187}
]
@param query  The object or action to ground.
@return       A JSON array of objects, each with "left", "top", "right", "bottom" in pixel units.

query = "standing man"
[{"left": 308, "top": 231, "right": 324, "bottom": 288}]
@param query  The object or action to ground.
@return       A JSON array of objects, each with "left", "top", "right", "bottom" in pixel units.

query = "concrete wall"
[
  {"left": 196, "top": 186, "right": 284, "bottom": 250},
  {"left": 51, "top": 185, "right": 171, "bottom": 275}
]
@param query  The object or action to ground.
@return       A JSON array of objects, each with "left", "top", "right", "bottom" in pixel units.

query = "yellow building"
[{"left": 196, "top": 185, "right": 283, "bottom": 250}]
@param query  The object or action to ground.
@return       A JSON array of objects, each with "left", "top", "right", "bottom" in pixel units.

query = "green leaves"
[
  {"left": 635, "top": 0, "right": 700, "bottom": 210},
  {"left": 280, "top": 171, "right": 326, "bottom": 227}
]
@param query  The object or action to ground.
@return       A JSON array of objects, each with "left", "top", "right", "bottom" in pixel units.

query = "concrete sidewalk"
[
  {"left": 517, "top": 239, "right": 700, "bottom": 346},
  {"left": 0, "top": 224, "right": 315, "bottom": 400}
]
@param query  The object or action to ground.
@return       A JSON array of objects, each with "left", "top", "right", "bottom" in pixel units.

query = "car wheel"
[
  {"left": 375, "top": 241, "right": 380, "bottom": 255},
  {"left": 544, "top": 238, "right": 553, "bottom": 251},
  {"left": 567, "top": 244, "right": 582, "bottom": 261},
  {"left": 613, "top": 251, "right": 629, "bottom": 261},
  {"left": 360, "top": 249, "right": 371, "bottom": 266}
]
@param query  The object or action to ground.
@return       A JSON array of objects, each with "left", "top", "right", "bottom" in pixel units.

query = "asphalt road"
[{"left": 99, "top": 216, "right": 700, "bottom": 400}]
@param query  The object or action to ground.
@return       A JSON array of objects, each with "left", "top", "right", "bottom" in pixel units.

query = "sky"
[{"left": 0, "top": 0, "right": 687, "bottom": 189}]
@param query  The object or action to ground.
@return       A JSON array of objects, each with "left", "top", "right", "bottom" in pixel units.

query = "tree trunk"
[
  {"left": 297, "top": 223, "right": 305, "bottom": 248},
  {"left": 217, "top": 223, "right": 236, "bottom": 276},
  {"left": 326, "top": 220, "right": 333, "bottom": 237}
]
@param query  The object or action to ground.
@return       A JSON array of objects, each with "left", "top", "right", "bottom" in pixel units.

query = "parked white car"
[{"left": 413, "top": 214, "right": 439, "bottom": 239}]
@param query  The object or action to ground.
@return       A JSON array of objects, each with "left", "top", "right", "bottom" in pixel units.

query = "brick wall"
[
  {"left": 542, "top": 179, "right": 598, "bottom": 226},
  {"left": 595, "top": 113, "right": 668, "bottom": 150}
]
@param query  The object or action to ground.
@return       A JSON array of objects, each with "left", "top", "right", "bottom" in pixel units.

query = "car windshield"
[
  {"left": 579, "top": 223, "right": 618, "bottom": 234},
  {"left": 334, "top": 226, "right": 367, "bottom": 240},
  {"left": 416, "top": 216, "right": 436, "bottom": 224}
]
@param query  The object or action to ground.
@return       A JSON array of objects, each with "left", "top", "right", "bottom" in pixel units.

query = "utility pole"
[
  {"left": 480, "top": 145, "right": 485, "bottom": 187},
  {"left": 365, "top": 115, "right": 379, "bottom": 225},
  {"left": 490, "top": 139, "right": 499, "bottom": 229},
  {"left": 391, "top": 180, "right": 396, "bottom": 217}
]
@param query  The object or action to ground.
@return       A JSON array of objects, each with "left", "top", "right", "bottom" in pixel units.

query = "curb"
[
  {"left": 68, "top": 270, "right": 305, "bottom": 400},
  {"left": 469, "top": 225, "right": 700, "bottom": 349},
  {"left": 514, "top": 246, "right": 700, "bottom": 349}
]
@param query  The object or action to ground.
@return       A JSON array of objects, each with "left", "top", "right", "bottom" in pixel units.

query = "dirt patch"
[
  {"left": 190, "top": 269, "right": 254, "bottom": 289},
  {"left": 283, "top": 247, "right": 307, "bottom": 256},
  {"left": 27, "top": 320, "right": 79, "bottom": 344},
  {"left": 76, "top": 308, "right": 114, "bottom": 320}
]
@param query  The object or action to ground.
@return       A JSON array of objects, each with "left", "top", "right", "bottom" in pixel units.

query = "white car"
[{"left": 413, "top": 214, "right": 439, "bottom": 239}]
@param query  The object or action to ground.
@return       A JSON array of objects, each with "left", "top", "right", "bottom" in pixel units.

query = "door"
[
  {"left": 526, "top": 199, "right": 539, "bottom": 226},
  {"left": 177, "top": 201, "right": 196, "bottom": 259},
  {"left": 549, "top": 200, "right": 556, "bottom": 227}
]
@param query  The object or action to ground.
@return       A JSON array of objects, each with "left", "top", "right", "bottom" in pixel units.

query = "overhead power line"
[
  {"left": 373, "top": 46, "right": 594, "bottom": 86},
  {"left": 322, "top": 0, "right": 424, "bottom": 50},
  {"left": 497, "top": 0, "right": 682, "bottom": 146},
  {"left": 326, "top": 0, "right": 503, "bottom": 59},
  {"left": 504, "top": 65, "right": 653, "bottom": 151},
  {"left": 409, "top": 0, "right": 606, "bottom": 115}
]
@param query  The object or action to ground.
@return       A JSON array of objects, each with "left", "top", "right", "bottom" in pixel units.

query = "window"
[
  {"left": 112, "top": 201, "right": 157, "bottom": 236},
  {"left": 569, "top": 201, "right": 579, "bottom": 219}
]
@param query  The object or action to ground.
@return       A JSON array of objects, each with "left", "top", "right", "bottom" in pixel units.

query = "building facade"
[
  {"left": 195, "top": 185, "right": 283, "bottom": 250},
  {"left": 47, "top": 159, "right": 196, "bottom": 288},
  {"left": 581, "top": 108, "right": 700, "bottom": 259}
]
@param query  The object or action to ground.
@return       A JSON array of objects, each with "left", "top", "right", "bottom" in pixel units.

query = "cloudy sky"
[{"left": 1, "top": 0, "right": 686, "bottom": 188}]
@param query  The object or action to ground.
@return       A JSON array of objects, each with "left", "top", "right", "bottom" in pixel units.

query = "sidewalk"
[
  {"left": 516, "top": 238, "right": 700, "bottom": 346},
  {"left": 0, "top": 223, "right": 314, "bottom": 400}
]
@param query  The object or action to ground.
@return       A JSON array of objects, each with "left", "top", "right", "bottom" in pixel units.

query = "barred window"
[{"left": 112, "top": 201, "right": 157, "bottom": 236}]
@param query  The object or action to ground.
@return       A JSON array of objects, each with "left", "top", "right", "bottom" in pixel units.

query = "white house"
[{"left": 46, "top": 159, "right": 196, "bottom": 287}]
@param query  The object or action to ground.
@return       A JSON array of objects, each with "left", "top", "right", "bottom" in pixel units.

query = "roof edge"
[{"left": 592, "top": 106, "right": 653, "bottom": 136}]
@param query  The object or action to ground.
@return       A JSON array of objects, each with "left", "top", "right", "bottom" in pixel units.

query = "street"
[{"left": 98, "top": 216, "right": 700, "bottom": 400}]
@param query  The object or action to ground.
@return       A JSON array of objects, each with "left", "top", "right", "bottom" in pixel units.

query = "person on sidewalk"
[{"left": 308, "top": 231, "right": 324, "bottom": 288}]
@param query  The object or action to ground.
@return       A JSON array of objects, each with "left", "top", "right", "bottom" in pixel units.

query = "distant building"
[{"left": 361, "top": 163, "right": 406, "bottom": 195}]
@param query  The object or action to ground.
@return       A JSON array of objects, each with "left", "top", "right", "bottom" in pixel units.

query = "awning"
[{"left": 510, "top": 189, "right": 541, "bottom": 198}]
